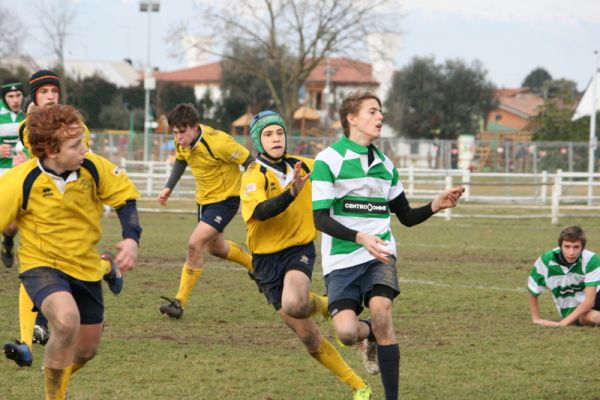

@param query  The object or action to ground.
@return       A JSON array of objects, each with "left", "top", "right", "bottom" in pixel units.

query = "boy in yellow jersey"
[
  {"left": 0, "top": 105, "right": 141, "bottom": 399},
  {"left": 240, "top": 111, "right": 372, "bottom": 400},
  {"left": 158, "top": 103, "right": 256, "bottom": 318},
  {"left": 3, "top": 71, "right": 122, "bottom": 368}
]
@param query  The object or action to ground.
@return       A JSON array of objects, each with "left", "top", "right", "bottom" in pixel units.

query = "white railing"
[
  {"left": 399, "top": 167, "right": 600, "bottom": 223},
  {"left": 119, "top": 159, "right": 195, "bottom": 198},
  {"left": 118, "top": 160, "right": 600, "bottom": 223}
]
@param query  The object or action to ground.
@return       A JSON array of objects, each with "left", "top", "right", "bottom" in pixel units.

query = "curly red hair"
[{"left": 27, "top": 104, "right": 85, "bottom": 159}]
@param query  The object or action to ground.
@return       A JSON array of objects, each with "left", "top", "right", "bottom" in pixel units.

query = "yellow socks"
[
  {"left": 70, "top": 363, "right": 84, "bottom": 375},
  {"left": 309, "top": 292, "right": 330, "bottom": 320},
  {"left": 18, "top": 284, "right": 36, "bottom": 349},
  {"left": 224, "top": 240, "right": 253, "bottom": 272},
  {"left": 44, "top": 367, "right": 71, "bottom": 400},
  {"left": 175, "top": 264, "right": 204, "bottom": 306},
  {"left": 310, "top": 338, "right": 367, "bottom": 390}
]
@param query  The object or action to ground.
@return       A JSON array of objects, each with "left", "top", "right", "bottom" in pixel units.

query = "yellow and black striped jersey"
[
  {"left": 0, "top": 152, "right": 140, "bottom": 281},
  {"left": 175, "top": 124, "right": 250, "bottom": 205},
  {"left": 241, "top": 155, "right": 316, "bottom": 254}
]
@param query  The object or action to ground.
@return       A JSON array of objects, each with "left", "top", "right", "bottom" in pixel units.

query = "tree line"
[{"left": 0, "top": 0, "right": 594, "bottom": 141}]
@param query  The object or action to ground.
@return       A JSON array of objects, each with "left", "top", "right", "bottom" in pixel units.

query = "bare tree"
[
  {"left": 36, "top": 0, "right": 77, "bottom": 72},
  {"left": 0, "top": 5, "right": 27, "bottom": 60},
  {"left": 169, "top": 0, "right": 396, "bottom": 124},
  {"left": 34, "top": 0, "right": 77, "bottom": 102}
]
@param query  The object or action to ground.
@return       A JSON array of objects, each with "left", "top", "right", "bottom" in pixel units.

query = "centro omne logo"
[
  {"left": 42, "top": 187, "right": 53, "bottom": 198},
  {"left": 342, "top": 200, "right": 387, "bottom": 214}
]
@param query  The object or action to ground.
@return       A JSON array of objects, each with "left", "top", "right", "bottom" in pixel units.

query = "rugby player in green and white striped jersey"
[
  {"left": 528, "top": 225, "right": 600, "bottom": 327},
  {"left": 0, "top": 77, "right": 25, "bottom": 269},
  {"left": 311, "top": 90, "right": 464, "bottom": 400}
]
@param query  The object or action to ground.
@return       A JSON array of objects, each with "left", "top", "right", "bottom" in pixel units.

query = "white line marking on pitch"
[{"left": 399, "top": 277, "right": 525, "bottom": 292}]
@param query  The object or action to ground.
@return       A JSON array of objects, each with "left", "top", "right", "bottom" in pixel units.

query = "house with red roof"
[
  {"left": 153, "top": 61, "right": 223, "bottom": 104},
  {"left": 152, "top": 57, "right": 379, "bottom": 113},
  {"left": 482, "top": 87, "right": 544, "bottom": 141},
  {"left": 303, "top": 58, "right": 379, "bottom": 110}
]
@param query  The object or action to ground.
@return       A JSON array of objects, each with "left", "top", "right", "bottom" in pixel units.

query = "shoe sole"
[
  {"left": 159, "top": 310, "right": 183, "bottom": 319},
  {"left": 3, "top": 344, "right": 32, "bottom": 367}
]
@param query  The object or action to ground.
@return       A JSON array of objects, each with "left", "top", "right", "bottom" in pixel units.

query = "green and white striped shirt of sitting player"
[
  {"left": 528, "top": 247, "right": 600, "bottom": 318},
  {"left": 311, "top": 135, "right": 403, "bottom": 276}
]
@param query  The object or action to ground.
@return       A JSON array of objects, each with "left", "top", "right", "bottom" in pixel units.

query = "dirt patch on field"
[{"left": 121, "top": 322, "right": 296, "bottom": 347}]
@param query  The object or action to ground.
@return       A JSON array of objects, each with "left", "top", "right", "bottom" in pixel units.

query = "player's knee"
[
  {"left": 187, "top": 240, "right": 204, "bottom": 257},
  {"left": 282, "top": 300, "right": 310, "bottom": 319},
  {"left": 580, "top": 310, "right": 600, "bottom": 326},
  {"left": 336, "top": 327, "right": 360, "bottom": 346},
  {"left": 49, "top": 312, "right": 80, "bottom": 343}
]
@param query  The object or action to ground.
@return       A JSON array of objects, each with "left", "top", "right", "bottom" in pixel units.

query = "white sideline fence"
[{"left": 118, "top": 159, "right": 600, "bottom": 224}]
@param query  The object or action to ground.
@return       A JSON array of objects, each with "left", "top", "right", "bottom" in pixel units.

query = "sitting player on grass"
[{"left": 528, "top": 225, "right": 600, "bottom": 327}]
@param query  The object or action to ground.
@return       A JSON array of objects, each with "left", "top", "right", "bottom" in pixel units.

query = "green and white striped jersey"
[
  {"left": 0, "top": 104, "right": 24, "bottom": 170},
  {"left": 528, "top": 248, "right": 600, "bottom": 318},
  {"left": 312, "top": 135, "right": 403, "bottom": 275}
]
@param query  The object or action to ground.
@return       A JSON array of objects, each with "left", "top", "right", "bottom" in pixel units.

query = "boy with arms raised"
[
  {"left": 241, "top": 111, "right": 372, "bottom": 400},
  {"left": 0, "top": 104, "right": 141, "bottom": 399},
  {"left": 158, "top": 103, "right": 256, "bottom": 318},
  {"left": 528, "top": 225, "right": 600, "bottom": 327},
  {"left": 311, "top": 91, "right": 464, "bottom": 400}
]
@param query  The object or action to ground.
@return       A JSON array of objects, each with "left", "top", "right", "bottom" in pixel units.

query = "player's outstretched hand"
[
  {"left": 157, "top": 188, "right": 172, "bottom": 205},
  {"left": 432, "top": 185, "right": 465, "bottom": 212},
  {"left": 356, "top": 232, "right": 392, "bottom": 264},
  {"left": 533, "top": 318, "right": 560, "bottom": 327},
  {"left": 290, "top": 161, "right": 311, "bottom": 197},
  {"left": 114, "top": 238, "right": 138, "bottom": 273}
]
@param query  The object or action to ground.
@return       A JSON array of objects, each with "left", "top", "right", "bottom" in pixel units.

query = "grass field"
[{"left": 1, "top": 202, "right": 599, "bottom": 400}]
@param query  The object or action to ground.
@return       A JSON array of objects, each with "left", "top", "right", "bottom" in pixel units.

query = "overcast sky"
[{"left": 8, "top": 0, "right": 600, "bottom": 91}]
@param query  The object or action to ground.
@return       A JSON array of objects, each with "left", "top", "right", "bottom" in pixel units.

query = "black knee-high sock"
[{"left": 378, "top": 343, "right": 400, "bottom": 400}]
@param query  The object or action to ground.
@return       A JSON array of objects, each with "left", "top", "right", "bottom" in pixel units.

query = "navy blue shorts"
[
  {"left": 198, "top": 197, "right": 240, "bottom": 233},
  {"left": 324, "top": 257, "right": 400, "bottom": 317},
  {"left": 19, "top": 267, "right": 104, "bottom": 324},
  {"left": 252, "top": 243, "right": 315, "bottom": 310},
  {"left": 594, "top": 287, "right": 600, "bottom": 311}
]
